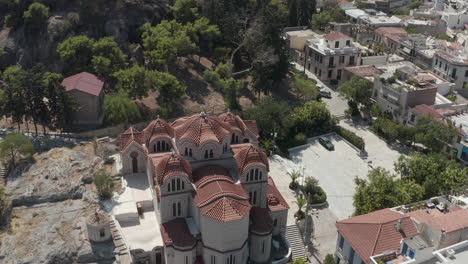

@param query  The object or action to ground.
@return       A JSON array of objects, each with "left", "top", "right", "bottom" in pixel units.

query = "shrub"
[
  {"left": 324, "top": 254, "right": 335, "bottom": 264},
  {"left": 303, "top": 177, "right": 327, "bottom": 204},
  {"left": 23, "top": 3, "right": 50, "bottom": 31},
  {"left": 294, "top": 133, "right": 307, "bottom": 146},
  {"left": 336, "top": 126, "right": 365, "bottom": 150},
  {"left": 94, "top": 170, "right": 115, "bottom": 200}
]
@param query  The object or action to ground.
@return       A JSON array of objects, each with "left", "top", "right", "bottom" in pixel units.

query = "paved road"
[{"left": 293, "top": 63, "right": 348, "bottom": 117}]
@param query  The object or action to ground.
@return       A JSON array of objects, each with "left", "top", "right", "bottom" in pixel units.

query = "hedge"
[{"left": 336, "top": 126, "right": 365, "bottom": 150}]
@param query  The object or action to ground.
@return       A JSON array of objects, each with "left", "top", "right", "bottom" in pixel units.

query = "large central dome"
[{"left": 171, "top": 113, "right": 232, "bottom": 146}]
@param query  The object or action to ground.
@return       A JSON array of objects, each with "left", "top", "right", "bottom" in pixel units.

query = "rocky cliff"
[{"left": 0, "top": 0, "right": 170, "bottom": 71}]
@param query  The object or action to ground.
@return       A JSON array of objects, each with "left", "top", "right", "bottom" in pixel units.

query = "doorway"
[{"left": 131, "top": 152, "right": 138, "bottom": 173}]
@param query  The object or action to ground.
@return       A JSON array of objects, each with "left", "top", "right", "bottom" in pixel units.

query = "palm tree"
[
  {"left": 288, "top": 170, "right": 301, "bottom": 189},
  {"left": 295, "top": 196, "right": 307, "bottom": 219}
]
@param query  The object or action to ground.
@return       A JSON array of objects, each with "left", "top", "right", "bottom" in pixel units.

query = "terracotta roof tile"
[
  {"left": 172, "top": 113, "right": 232, "bottom": 146},
  {"left": 200, "top": 196, "right": 251, "bottom": 223},
  {"left": 61, "top": 72, "right": 104, "bottom": 96},
  {"left": 118, "top": 127, "right": 144, "bottom": 151},
  {"left": 160, "top": 218, "right": 196, "bottom": 248},
  {"left": 232, "top": 143, "right": 269, "bottom": 174},
  {"left": 219, "top": 112, "right": 259, "bottom": 137},
  {"left": 345, "top": 65, "right": 383, "bottom": 78},
  {"left": 143, "top": 118, "right": 175, "bottom": 144},
  {"left": 192, "top": 165, "right": 234, "bottom": 188},
  {"left": 375, "top": 27, "right": 408, "bottom": 36},
  {"left": 324, "top": 31, "right": 351, "bottom": 41},
  {"left": 411, "top": 104, "right": 442, "bottom": 119},
  {"left": 267, "top": 177, "right": 289, "bottom": 211},
  {"left": 407, "top": 208, "right": 468, "bottom": 233},
  {"left": 336, "top": 209, "right": 418, "bottom": 264},
  {"left": 250, "top": 207, "right": 273, "bottom": 234},
  {"left": 153, "top": 153, "right": 192, "bottom": 184}
]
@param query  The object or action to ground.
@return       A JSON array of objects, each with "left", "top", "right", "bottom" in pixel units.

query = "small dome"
[
  {"left": 172, "top": 113, "right": 232, "bottom": 146},
  {"left": 233, "top": 144, "right": 269, "bottom": 174},
  {"left": 155, "top": 153, "right": 192, "bottom": 184},
  {"left": 144, "top": 118, "right": 175, "bottom": 144}
]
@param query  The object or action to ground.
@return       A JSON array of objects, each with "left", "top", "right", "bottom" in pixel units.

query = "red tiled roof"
[
  {"left": 160, "top": 218, "right": 196, "bottom": 248},
  {"left": 61, "top": 72, "right": 104, "bottom": 96},
  {"left": 172, "top": 113, "right": 232, "bottom": 146},
  {"left": 415, "top": 75, "right": 437, "bottom": 82},
  {"left": 411, "top": 104, "right": 442, "bottom": 119},
  {"left": 267, "top": 177, "right": 289, "bottom": 211},
  {"left": 336, "top": 209, "right": 418, "bottom": 264},
  {"left": 375, "top": 27, "right": 407, "bottom": 37},
  {"left": 407, "top": 208, "right": 468, "bottom": 233},
  {"left": 243, "top": 120, "right": 259, "bottom": 136},
  {"left": 386, "top": 34, "right": 402, "bottom": 43},
  {"left": 232, "top": 143, "right": 269, "bottom": 174},
  {"left": 192, "top": 165, "right": 234, "bottom": 188},
  {"left": 154, "top": 153, "right": 192, "bottom": 184},
  {"left": 118, "top": 127, "right": 144, "bottom": 151},
  {"left": 218, "top": 112, "right": 259, "bottom": 137},
  {"left": 194, "top": 176, "right": 251, "bottom": 222},
  {"left": 200, "top": 196, "right": 251, "bottom": 223},
  {"left": 250, "top": 207, "right": 273, "bottom": 234},
  {"left": 144, "top": 118, "right": 175, "bottom": 144},
  {"left": 324, "top": 31, "right": 350, "bottom": 41}
]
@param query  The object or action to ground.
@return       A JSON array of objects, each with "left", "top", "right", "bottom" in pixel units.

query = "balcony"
[{"left": 328, "top": 64, "right": 336, "bottom": 68}]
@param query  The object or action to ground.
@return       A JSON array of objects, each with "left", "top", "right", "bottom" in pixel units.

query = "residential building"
[
  {"left": 112, "top": 112, "right": 290, "bottom": 264},
  {"left": 372, "top": 64, "right": 439, "bottom": 122},
  {"left": 335, "top": 208, "right": 419, "bottom": 264},
  {"left": 305, "top": 31, "right": 362, "bottom": 85},
  {"left": 61, "top": 72, "right": 105, "bottom": 126},
  {"left": 284, "top": 28, "right": 317, "bottom": 65},
  {"left": 374, "top": 27, "right": 408, "bottom": 48},
  {"left": 342, "top": 65, "right": 383, "bottom": 85},
  {"left": 431, "top": 48, "right": 468, "bottom": 91},
  {"left": 334, "top": 198, "right": 468, "bottom": 264}
]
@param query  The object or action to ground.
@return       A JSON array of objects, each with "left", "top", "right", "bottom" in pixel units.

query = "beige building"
[
  {"left": 114, "top": 112, "right": 290, "bottom": 264},
  {"left": 432, "top": 50, "right": 468, "bottom": 91},
  {"left": 61, "top": 72, "right": 105, "bottom": 126},
  {"left": 305, "top": 31, "right": 362, "bottom": 85}
]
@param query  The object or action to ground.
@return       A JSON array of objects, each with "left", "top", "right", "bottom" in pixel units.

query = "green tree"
[
  {"left": 414, "top": 116, "right": 458, "bottom": 152},
  {"left": 104, "top": 93, "right": 141, "bottom": 125},
  {"left": 353, "top": 168, "right": 423, "bottom": 215},
  {"left": 294, "top": 196, "right": 306, "bottom": 219},
  {"left": 154, "top": 71, "right": 186, "bottom": 104},
  {"left": 0, "top": 133, "right": 35, "bottom": 167},
  {"left": 288, "top": 170, "right": 301, "bottom": 189},
  {"left": 395, "top": 152, "right": 468, "bottom": 198},
  {"left": 409, "top": 0, "right": 422, "bottom": 9},
  {"left": 91, "top": 37, "right": 127, "bottom": 79},
  {"left": 291, "top": 101, "right": 336, "bottom": 136},
  {"left": 243, "top": 97, "right": 292, "bottom": 140},
  {"left": 57, "top": 35, "right": 95, "bottom": 74},
  {"left": 94, "top": 169, "right": 115, "bottom": 200},
  {"left": 310, "top": 7, "right": 347, "bottom": 32},
  {"left": 113, "top": 65, "right": 157, "bottom": 99},
  {"left": 338, "top": 76, "right": 372, "bottom": 114},
  {"left": 140, "top": 20, "right": 198, "bottom": 69},
  {"left": 173, "top": 0, "right": 199, "bottom": 24},
  {"left": 23, "top": 2, "right": 49, "bottom": 31},
  {"left": 293, "top": 75, "right": 319, "bottom": 101},
  {"left": 2, "top": 65, "right": 28, "bottom": 129},
  {"left": 42, "top": 72, "right": 77, "bottom": 131},
  {"left": 324, "top": 254, "right": 335, "bottom": 264},
  {"left": 288, "top": 0, "right": 316, "bottom": 26},
  {"left": 0, "top": 90, "right": 6, "bottom": 119}
]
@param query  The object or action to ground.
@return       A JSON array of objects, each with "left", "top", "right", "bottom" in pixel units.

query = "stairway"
[
  {"left": 285, "top": 224, "right": 307, "bottom": 262},
  {"left": 109, "top": 220, "right": 132, "bottom": 264},
  {"left": 0, "top": 166, "right": 7, "bottom": 186}
]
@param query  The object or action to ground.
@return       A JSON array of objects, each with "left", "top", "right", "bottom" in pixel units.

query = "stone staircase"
[
  {"left": 0, "top": 166, "right": 7, "bottom": 186},
  {"left": 109, "top": 220, "right": 132, "bottom": 264},
  {"left": 285, "top": 224, "right": 307, "bottom": 262}
]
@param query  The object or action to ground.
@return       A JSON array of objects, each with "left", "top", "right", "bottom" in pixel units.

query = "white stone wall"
[
  {"left": 159, "top": 192, "right": 191, "bottom": 223},
  {"left": 148, "top": 138, "right": 173, "bottom": 153},
  {"left": 270, "top": 210, "right": 288, "bottom": 237},
  {"left": 121, "top": 142, "right": 146, "bottom": 175},
  {"left": 250, "top": 233, "right": 272, "bottom": 263},
  {"left": 200, "top": 213, "right": 249, "bottom": 252},
  {"left": 335, "top": 232, "right": 364, "bottom": 264},
  {"left": 164, "top": 246, "right": 196, "bottom": 264},
  {"left": 87, "top": 222, "right": 112, "bottom": 242},
  {"left": 242, "top": 181, "right": 268, "bottom": 208},
  {"left": 202, "top": 244, "right": 248, "bottom": 264}
]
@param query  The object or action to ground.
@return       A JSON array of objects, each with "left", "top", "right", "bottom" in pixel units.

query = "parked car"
[
  {"left": 318, "top": 137, "right": 334, "bottom": 150},
  {"left": 320, "top": 90, "right": 332, "bottom": 98}
]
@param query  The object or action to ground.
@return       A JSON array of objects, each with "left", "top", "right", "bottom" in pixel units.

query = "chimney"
[{"left": 396, "top": 219, "right": 403, "bottom": 231}]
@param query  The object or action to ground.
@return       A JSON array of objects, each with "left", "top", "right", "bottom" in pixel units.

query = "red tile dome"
[
  {"left": 232, "top": 143, "right": 269, "bottom": 174},
  {"left": 172, "top": 113, "right": 232, "bottom": 146},
  {"left": 143, "top": 118, "right": 175, "bottom": 144},
  {"left": 154, "top": 153, "right": 192, "bottom": 184}
]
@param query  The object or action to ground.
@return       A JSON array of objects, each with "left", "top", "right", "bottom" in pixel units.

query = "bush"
[
  {"left": 324, "top": 254, "right": 335, "bottom": 264},
  {"left": 336, "top": 126, "right": 365, "bottom": 150},
  {"left": 94, "top": 170, "right": 115, "bottom": 200},
  {"left": 303, "top": 177, "right": 327, "bottom": 204},
  {"left": 23, "top": 3, "right": 49, "bottom": 31},
  {"left": 293, "top": 133, "right": 307, "bottom": 146}
]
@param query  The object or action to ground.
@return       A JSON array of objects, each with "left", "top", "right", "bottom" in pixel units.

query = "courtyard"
[{"left": 269, "top": 123, "right": 407, "bottom": 263}]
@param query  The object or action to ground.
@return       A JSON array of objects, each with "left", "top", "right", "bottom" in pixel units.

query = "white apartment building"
[
  {"left": 304, "top": 31, "right": 362, "bottom": 85},
  {"left": 432, "top": 49, "right": 468, "bottom": 91}
]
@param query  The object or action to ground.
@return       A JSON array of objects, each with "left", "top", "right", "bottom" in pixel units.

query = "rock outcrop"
[
  {"left": 6, "top": 148, "right": 103, "bottom": 206},
  {"left": 0, "top": 0, "right": 170, "bottom": 71}
]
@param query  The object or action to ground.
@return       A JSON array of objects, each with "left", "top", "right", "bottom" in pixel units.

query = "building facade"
[
  {"left": 305, "top": 31, "right": 362, "bottom": 85},
  {"left": 117, "top": 112, "right": 290, "bottom": 264}
]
